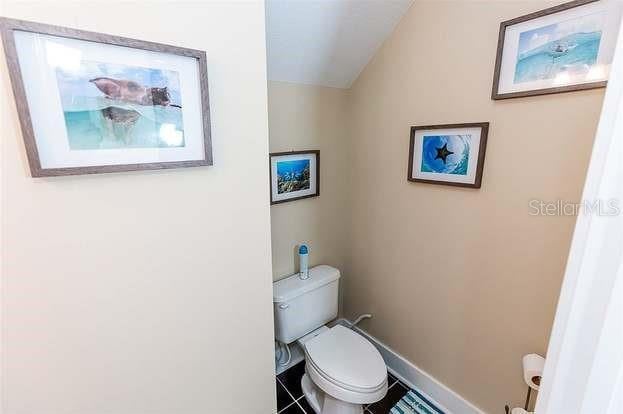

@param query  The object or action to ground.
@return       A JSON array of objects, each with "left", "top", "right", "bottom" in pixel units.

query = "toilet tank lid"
[{"left": 273, "top": 265, "right": 340, "bottom": 303}]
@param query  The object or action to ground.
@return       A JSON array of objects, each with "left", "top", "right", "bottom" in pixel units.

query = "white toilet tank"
[{"left": 273, "top": 265, "right": 340, "bottom": 344}]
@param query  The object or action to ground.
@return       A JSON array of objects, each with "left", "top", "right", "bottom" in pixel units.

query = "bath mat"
[{"left": 390, "top": 389, "right": 445, "bottom": 414}]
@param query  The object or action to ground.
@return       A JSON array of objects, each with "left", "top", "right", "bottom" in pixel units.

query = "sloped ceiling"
[{"left": 266, "top": 0, "right": 414, "bottom": 88}]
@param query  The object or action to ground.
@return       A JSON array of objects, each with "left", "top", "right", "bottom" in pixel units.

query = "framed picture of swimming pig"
[
  {"left": 0, "top": 18, "right": 212, "bottom": 176},
  {"left": 492, "top": 0, "right": 623, "bottom": 100}
]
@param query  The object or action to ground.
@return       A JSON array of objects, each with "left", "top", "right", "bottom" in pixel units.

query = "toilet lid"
[{"left": 304, "top": 325, "right": 387, "bottom": 391}]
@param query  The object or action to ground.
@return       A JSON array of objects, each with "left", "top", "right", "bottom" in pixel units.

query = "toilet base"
[{"left": 301, "top": 373, "right": 363, "bottom": 414}]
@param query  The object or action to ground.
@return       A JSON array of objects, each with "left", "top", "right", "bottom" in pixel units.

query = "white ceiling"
[{"left": 265, "top": 0, "right": 413, "bottom": 89}]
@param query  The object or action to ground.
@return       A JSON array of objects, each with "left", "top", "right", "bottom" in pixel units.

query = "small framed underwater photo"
[
  {"left": 492, "top": 0, "right": 623, "bottom": 100},
  {"left": 0, "top": 18, "right": 212, "bottom": 177},
  {"left": 408, "top": 123, "right": 489, "bottom": 188},
  {"left": 270, "top": 150, "right": 319, "bottom": 204}
]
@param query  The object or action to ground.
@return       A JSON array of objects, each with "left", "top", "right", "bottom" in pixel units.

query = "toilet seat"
[{"left": 303, "top": 325, "right": 388, "bottom": 404}]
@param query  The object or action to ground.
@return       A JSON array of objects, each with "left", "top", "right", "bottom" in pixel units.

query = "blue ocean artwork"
[
  {"left": 421, "top": 135, "right": 470, "bottom": 175},
  {"left": 55, "top": 60, "right": 184, "bottom": 150},
  {"left": 514, "top": 13, "right": 604, "bottom": 84},
  {"left": 277, "top": 159, "right": 310, "bottom": 194}
]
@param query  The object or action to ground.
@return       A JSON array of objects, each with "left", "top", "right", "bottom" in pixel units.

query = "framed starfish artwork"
[{"left": 408, "top": 123, "right": 489, "bottom": 188}]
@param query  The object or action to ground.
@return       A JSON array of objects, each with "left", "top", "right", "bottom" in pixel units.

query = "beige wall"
[
  {"left": 344, "top": 1, "right": 603, "bottom": 413},
  {"left": 0, "top": 2, "right": 276, "bottom": 413},
  {"left": 268, "top": 81, "right": 350, "bottom": 281}
]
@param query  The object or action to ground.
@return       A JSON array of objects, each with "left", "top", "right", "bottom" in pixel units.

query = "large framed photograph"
[
  {"left": 270, "top": 150, "right": 319, "bottom": 204},
  {"left": 0, "top": 18, "right": 212, "bottom": 176},
  {"left": 408, "top": 123, "right": 489, "bottom": 188},
  {"left": 492, "top": 0, "right": 622, "bottom": 100}
]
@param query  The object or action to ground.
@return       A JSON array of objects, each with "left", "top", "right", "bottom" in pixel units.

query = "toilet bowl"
[
  {"left": 298, "top": 325, "right": 388, "bottom": 414},
  {"left": 272, "top": 266, "right": 387, "bottom": 413}
]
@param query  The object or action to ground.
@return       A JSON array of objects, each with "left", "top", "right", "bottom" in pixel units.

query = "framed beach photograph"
[
  {"left": 270, "top": 150, "right": 319, "bottom": 204},
  {"left": 0, "top": 18, "right": 211, "bottom": 176},
  {"left": 408, "top": 123, "right": 489, "bottom": 188},
  {"left": 492, "top": 0, "right": 623, "bottom": 99}
]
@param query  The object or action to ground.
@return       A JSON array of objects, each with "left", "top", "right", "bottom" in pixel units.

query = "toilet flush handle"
[{"left": 279, "top": 303, "right": 289, "bottom": 310}]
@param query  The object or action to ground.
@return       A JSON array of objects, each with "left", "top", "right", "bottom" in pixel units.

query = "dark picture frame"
[
  {"left": 270, "top": 150, "right": 320, "bottom": 205},
  {"left": 491, "top": 0, "right": 614, "bottom": 100},
  {"left": 0, "top": 17, "right": 212, "bottom": 177},
  {"left": 408, "top": 123, "right": 489, "bottom": 189}
]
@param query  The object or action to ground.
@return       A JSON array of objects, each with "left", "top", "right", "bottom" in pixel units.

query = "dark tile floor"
[{"left": 276, "top": 361, "right": 410, "bottom": 414}]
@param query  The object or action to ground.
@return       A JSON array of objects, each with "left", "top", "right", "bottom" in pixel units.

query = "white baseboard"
[{"left": 337, "top": 318, "right": 487, "bottom": 414}]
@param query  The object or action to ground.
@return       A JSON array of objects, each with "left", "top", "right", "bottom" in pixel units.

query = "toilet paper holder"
[
  {"left": 504, "top": 354, "right": 545, "bottom": 413},
  {"left": 523, "top": 354, "right": 544, "bottom": 391},
  {"left": 522, "top": 353, "right": 544, "bottom": 410}
]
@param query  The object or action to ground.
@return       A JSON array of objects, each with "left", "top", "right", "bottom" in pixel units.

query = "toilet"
[{"left": 273, "top": 265, "right": 388, "bottom": 414}]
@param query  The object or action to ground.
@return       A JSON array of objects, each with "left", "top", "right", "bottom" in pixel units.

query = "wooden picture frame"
[
  {"left": 408, "top": 123, "right": 489, "bottom": 189},
  {"left": 491, "top": 0, "right": 621, "bottom": 100},
  {"left": 0, "top": 17, "right": 212, "bottom": 176},
  {"left": 270, "top": 150, "right": 320, "bottom": 204}
]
